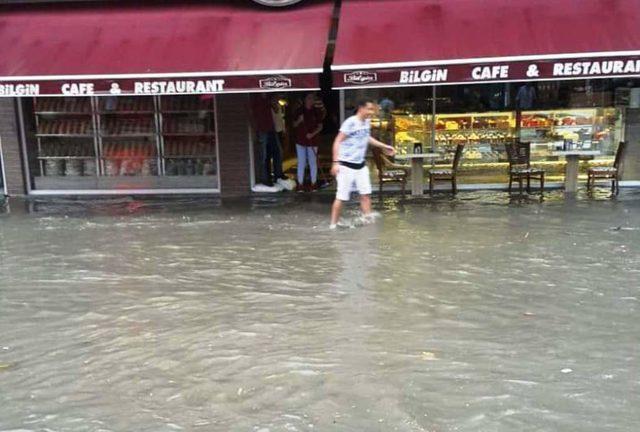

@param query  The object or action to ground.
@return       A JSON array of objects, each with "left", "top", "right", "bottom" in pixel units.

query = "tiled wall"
[
  {"left": 216, "top": 94, "right": 252, "bottom": 197},
  {"left": 0, "top": 98, "right": 26, "bottom": 195}
]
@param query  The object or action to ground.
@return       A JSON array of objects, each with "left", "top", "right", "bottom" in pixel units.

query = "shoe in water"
[
  {"left": 360, "top": 214, "right": 378, "bottom": 225},
  {"left": 329, "top": 224, "right": 337, "bottom": 230}
]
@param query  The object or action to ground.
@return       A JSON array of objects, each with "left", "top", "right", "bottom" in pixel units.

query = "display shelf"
[
  {"left": 163, "top": 155, "right": 216, "bottom": 159},
  {"left": 161, "top": 110, "right": 212, "bottom": 114},
  {"left": 437, "top": 128, "right": 512, "bottom": 133},
  {"left": 36, "top": 134, "right": 95, "bottom": 138},
  {"left": 34, "top": 98, "right": 92, "bottom": 113},
  {"left": 35, "top": 112, "right": 92, "bottom": 116},
  {"left": 100, "top": 133, "right": 156, "bottom": 138},
  {"left": 29, "top": 95, "right": 220, "bottom": 185},
  {"left": 101, "top": 156, "right": 157, "bottom": 160},
  {"left": 162, "top": 132, "right": 215, "bottom": 137},
  {"left": 98, "top": 111, "right": 156, "bottom": 115},
  {"left": 37, "top": 156, "right": 95, "bottom": 160},
  {"left": 159, "top": 95, "right": 214, "bottom": 112}
]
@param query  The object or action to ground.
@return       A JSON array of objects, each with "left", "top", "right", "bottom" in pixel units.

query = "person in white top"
[{"left": 330, "top": 99, "right": 395, "bottom": 228}]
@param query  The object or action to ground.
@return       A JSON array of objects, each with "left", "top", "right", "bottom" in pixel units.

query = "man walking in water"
[{"left": 330, "top": 99, "right": 396, "bottom": 229}]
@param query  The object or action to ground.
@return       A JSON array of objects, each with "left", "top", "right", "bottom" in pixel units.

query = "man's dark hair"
[{"left": 356, "top": 98, "right": 375, "bottom": 109}]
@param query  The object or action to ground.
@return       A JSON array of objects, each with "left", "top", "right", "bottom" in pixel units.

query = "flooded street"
[{"left": 1, "top": 191, "right": 639, "bottom": 432}]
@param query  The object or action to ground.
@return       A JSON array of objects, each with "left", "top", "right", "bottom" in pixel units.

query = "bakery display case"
[
  {"left": 519, "top": 108, "right": 622, "bottom": 181},
  {"left": 34, "top": 97, "right": 97, "bottom": 179},
  {"left": 520, "top": 108, "right": 619, "bottom": 159},
  {"left": 391, "top": 114, "right": 433, "bottom": 156},
  {"left": 98, "top": 96, "right": 159, "bottom": 177},
  {"left": 159, "top": 96, "right": 217, "bottom": 177},
  {"left": 26, "top": 96, "right": 219, "bottom": 191},
  {"left": 434, "top": 112, "right": 514, "bottom": 163},
  {"left": 386, "top": 108, "right": 622, "bottom": 184}
]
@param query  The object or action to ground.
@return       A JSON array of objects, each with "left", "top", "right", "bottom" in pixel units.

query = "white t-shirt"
[{"left": 338, "top": 115, "right": 371, "bottom": 164}]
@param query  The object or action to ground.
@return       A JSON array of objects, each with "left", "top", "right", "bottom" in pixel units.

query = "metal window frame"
[
  {"left": 0, "top": 136, "right": 7, "bottom": 196},
  {"left": 17, "top": 95, "right": 221, "bottom": 195}
]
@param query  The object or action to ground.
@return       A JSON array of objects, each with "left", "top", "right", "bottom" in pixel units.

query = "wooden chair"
[
  {"left": 505, "top": 141, "right": 545, "bottom": 194},
  {"left": 372, "top": 147, "right": 409, "bottom": 195},
  {"left": 587, "top": 141, "right": 626, "bottom": 195},
  {"left": 429, "top": 143, "right": 464, "bottom": 194}
]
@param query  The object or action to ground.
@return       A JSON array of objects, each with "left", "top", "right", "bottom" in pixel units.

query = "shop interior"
[
  {"left": 344, "top": 78, "right": 638, "bottom": 185},
  {"left": 252, "top": 90, "right": 339, "bottom": 190},
  {"left": 20, "top": 95, "right": 219, "bottom": 192}
]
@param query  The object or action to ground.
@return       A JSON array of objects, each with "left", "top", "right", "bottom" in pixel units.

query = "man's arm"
[
  {"left": 368, "top": 136, "right": 396, "bottom": 155},
  {"left": 333, "top": 132, "right": 346, "bottom": 162},
  {"left": 330, "top": 132, "right": 346, "bottom": 176}
]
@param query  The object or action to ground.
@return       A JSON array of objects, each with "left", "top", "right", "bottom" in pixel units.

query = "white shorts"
[{"left": 336, "top": 164, "right": 372, "bottom": 201}]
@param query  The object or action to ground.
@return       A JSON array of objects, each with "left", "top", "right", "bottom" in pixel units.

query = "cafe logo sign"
[
  {"left": 259, "top": 76, "right": 292, "bottom": 89},
  {"left": 344, "top": 71, "right": 378, "bottom": 84}
]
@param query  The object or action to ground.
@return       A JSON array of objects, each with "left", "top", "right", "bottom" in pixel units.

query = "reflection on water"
[{"left": 1, "top": 191, "right": 639, "bottom": 431}]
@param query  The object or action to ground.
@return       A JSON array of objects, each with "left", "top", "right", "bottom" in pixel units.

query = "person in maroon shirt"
[
  {"left": 293, "top": 93, "right": 325, "bottom": 191},
  {"left": 250, "top": 94, "right": 284, "bottom": 186}
]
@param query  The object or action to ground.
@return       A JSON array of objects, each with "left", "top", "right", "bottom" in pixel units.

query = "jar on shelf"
[
  {"left": 45, "top": 160, "right": 64, "bottom": 176},
  {"left": 65, "top": 159, "right": 83, "bottom": 176},
  {"left": 83, "top": 159, "right": 96, "bottom": 176}
]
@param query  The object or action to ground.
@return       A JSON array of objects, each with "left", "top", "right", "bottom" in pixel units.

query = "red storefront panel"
[
  {"left": 332, "top": 0, "right": 640, "bottom": 88},
  {"left": 0, "top": 1, "right": 334, "bottom": 96}
]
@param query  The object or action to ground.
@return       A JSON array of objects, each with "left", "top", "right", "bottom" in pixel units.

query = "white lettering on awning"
[
  {"left": 553, "top": 59, "right": 640, "bottom": 76},
  {"left": 61, "top": 83, "right": 94, "bottom": 95},
  {"left": 471, "top": 65, "right": 509, "bottom": 80},
  {"left": 134, "top": 79, "right": 225, "bottom": 94},
  {"left": 398, "top": 68, "right": 448, "bottom": 83},
  {"left": 0, "top": 83, "right": 40, "bottom": 96}
]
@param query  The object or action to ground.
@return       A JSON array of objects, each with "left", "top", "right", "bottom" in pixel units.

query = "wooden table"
[
  {"left": 394, "top": 153, "right": 441, "bottom": 196},
  {"left": 552, "top": 150, "right": 601, "bottom": 193}
]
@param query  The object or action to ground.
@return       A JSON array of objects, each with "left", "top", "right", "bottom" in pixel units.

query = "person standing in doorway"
[
  {"left": 250, "top": 94, "right": 284, "bottom": 186},
  {"left": 294, "top": 93, "right": 324, "bottom": 192},
  {"left": 515, "top": 82, "right": 536, "bottom": 140},
  {"left": 330, "top": 99, "right": 395, "bottom": 229},
  {"left": 272, "top": 97, "right": 287, "bottom": 155}
]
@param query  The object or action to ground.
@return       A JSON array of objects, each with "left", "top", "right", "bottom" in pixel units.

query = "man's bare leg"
[
  {"left": 330, "top": 199, "right": 344, "bottom": 226},
  {"left": 360, "top": 194, "right": 372, "bottom": 216}
]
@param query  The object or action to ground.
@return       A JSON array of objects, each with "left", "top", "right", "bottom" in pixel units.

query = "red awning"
[
  {"left": 333, "top": 0, "right": 640, "bottom": 88},
  {"left": 0, "top": 1, "right": 334, "bottom": 96}
]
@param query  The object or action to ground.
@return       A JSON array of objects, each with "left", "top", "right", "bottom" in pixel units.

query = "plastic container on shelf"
[
  {"left": 83, "top": 159, "right": 96, "bottom": 176},
  {"left": 202, "top": 161, "right": 214, "bottom": 176},
  {"left": 65, "top": 159, "right": 83, "bottom": 176},
  {"left": 45, "top": 160, "right": 64, "bottom": 176},
  {"left": 105, "top": 160, "right": 120, "bottom": 176}
]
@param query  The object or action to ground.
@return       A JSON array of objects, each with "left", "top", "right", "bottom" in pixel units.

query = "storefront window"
[
  {"left": 21, "top": 95, "right": 219, "bottom": 192},
  {"left": 0, "top": 141, "right": 5, "bottom": 195},
  {"left": 345, "top": 78, "right": 635, "bottom": 186}
]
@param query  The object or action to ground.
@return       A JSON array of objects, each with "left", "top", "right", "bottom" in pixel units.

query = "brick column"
[
  {"left": 216, "top": 94, "right": 253, "bottom": 197},
  {"left": 623, "top": 108, "right": 640, "bottom": 181},
  {"left": 0, "top": 98, "right": 27, "bottom": 196}
]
